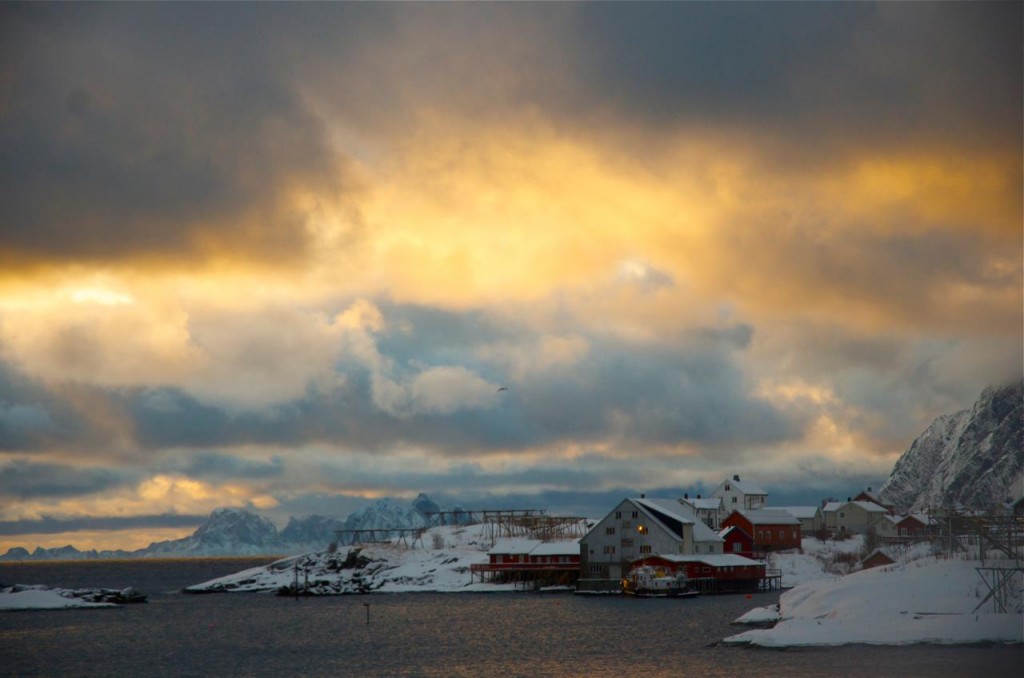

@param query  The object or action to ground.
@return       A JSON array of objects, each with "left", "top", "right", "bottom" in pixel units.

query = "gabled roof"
[
  {"left": 488, "top": 539, "right": 542, "bottom": 555},
  {"left": 530, "top": 540, "right": 580, "bottom": 557},
  {"left": 718, "top": 525, "right": 751, "bottom": 540},
  {"left": 634, "top": 498, "right": 723, "bottom": 544},
  {"left": 717, "top": 477, "right": 767, "bottom": 496},
  {"left": 680, "top": 497, "right": 722, "bottom": 510},
  {"left": 773, "top": 506, "right": 821, "bottom": 519},
  {"left": 730, "top": 509, "right": 800, "bottom": 526},
  {"left": 847, "top": 501, "right": 888, "bottom": 513},
  {"left": 822, "top": 502, "right": 844, "bottom": 512}
]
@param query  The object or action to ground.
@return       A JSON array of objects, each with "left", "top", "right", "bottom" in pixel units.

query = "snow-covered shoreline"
[
  {"left": 0, "top": 584, "right": 146, "bottom": 611},
  {"left": 726, "top": 552, "right": 1023, "bottom": 647}
]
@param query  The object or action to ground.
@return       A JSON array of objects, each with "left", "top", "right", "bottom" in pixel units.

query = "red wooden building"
[
  {"left": 721, "top": 509, "right": 801, "bottom": 551},
  {"left": 469, "top": 539, "right": 580, "bottom": 587},
  {"left": 719, "top": 525, "right": 754, "bottom": 557}
]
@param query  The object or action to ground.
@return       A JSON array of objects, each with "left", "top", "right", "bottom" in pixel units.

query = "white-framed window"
[
  {"left": 603, "top": 545, "right": 616, "bottom": 555},
  {"left": 589, "top": 564, "right": 603, "bottom": 574},
  {"left": 639, "top": 545, "right": 652, "bottom": 555},
  {"left": 606, "top": 527, "right": 615, "bottom": 535}
]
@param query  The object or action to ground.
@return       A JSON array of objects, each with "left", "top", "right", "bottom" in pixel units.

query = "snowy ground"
[
  {"left": 728, "top": 548, "right": 1023, "bottom": 647},
  {"left": 185, "top": 524, "right": 522, "bottom": 594},
  {"left": 0, "top": 585, "right": 119, "bottom": 611}
]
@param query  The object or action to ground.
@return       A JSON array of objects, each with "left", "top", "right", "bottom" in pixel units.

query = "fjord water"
[{"left": 1, "top": 560, "right": 1019, "bottom": 677}]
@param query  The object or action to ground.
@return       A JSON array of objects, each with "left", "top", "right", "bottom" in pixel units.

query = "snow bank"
[
  {"left": 185, "top": 524, "right": 536, "bottom": 594},
  {"left": 726, "top": 555, "right": 1023, "bottom": 646},
  {"left": 1, "top": 587, "right": 117, "bottom": 611}
]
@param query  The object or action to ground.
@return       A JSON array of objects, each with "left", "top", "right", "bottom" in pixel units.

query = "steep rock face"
[
  {"left": 279, "top": 515, "right": 346, "bottom": 546},
  {"left": 342, "top": 498, "right": 428, "bottom": 532},
  {"left": 144, "top": 508, "right": 281, "bottom": 556},
  {"left": 879, "top": 381, "right": 1023, "bottom": 512}
]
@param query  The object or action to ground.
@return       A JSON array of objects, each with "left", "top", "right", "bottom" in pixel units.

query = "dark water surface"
[{"left": 1, "top": 560, "right": 1020, "bottom": 677}]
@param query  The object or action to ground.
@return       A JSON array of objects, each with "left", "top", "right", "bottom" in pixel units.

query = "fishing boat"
[{"left": 621, "top": 564, "right": 698, "bottom": 598}]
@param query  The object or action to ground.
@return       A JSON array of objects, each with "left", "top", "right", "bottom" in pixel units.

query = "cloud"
[
  {"left": 0, "top": 4, "right": 360, "bottom": 270},
  {"left": 0, "top": 460, "right": 131, "bottom": 500},
  {"left": 0, "top": 513, "right": 205, "bottom": 537}
]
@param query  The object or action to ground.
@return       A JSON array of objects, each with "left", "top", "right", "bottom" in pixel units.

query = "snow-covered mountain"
[
  {"left": 0, "top": 493, "right": 461, "bottom": 561},
  {"left": 879, "top": 381, "right": 1023, "bottom": 513},
  {"left": 142, "top": 508, "right": 283, "bottom": 557}
]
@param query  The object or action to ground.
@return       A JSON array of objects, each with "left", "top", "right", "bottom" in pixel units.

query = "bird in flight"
[{"left": 497, "top": 386, "right": 509, "bottom": 392}]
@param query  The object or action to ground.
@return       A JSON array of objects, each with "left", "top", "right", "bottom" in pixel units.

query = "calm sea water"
[{"left": 0, "top": 559, "right": 1020, "bottom": 677}]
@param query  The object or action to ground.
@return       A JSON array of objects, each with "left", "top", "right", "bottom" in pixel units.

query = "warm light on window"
[{"left": 637, "top": 524, "right": 648, "bottom": 534}]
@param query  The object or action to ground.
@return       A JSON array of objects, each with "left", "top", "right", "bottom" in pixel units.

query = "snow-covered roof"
[
  {"left": 847, "top": 501, "right": 888, "bottom": 513},
  {"left": 634, "top": 498, "right": 722, "bottom": 544},
  {"left": 773, "top": 506, "right": 821, "bottom": 519},
  {"left": 530, "top": 540, "right": 580, "bottom": 557},
  {"left": 822, "top": 502, "right": 844, "bottom": 512},
  {"left": 718, "top": 525, "right": 750, "bottom": 539},
  {"left": 733, "top": 509, "right": 800, "bottom": 526},
  {"left": 634, "top": 497, "right": 694, "bottom": 525},
  {"left": 487, "top": 539, "right": 542, "bottom": 555},
  {"left": 647, "top": 553, "right": 764, "bottom": 567},
  {"left": 720, "top": 477, "right": 767, "bottom": 496},
  {"left": 680, "top": 497, "right": 722, "bottom": 510}
]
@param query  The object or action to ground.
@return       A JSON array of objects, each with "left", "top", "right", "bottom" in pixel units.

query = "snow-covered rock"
[
  {"left": 184, "top": 524, "right": 513, "bottom": 594},
  {"left": 0, "top": 585, "right": 145, "bottom": 611},
  {"left": 879, "top": 381, "right": 1023, "bottom": 513}
]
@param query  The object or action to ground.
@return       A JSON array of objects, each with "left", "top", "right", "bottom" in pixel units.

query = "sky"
[{"left": 0, "top": 2, "right": 1021, "bottom": 551}]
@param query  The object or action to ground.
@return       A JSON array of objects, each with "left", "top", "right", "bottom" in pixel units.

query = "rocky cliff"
[{"left": 879, "top": 381, "right": 1022, "bottom": 512}]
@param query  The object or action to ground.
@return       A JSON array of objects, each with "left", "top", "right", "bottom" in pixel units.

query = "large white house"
[
  {"left": 578, "top": 496, "right": 723, "bottom": 591},
  {"left": 678, "top": 494, "right": 725, "bottom": 530},
  {"left": 712, "top": 475, "right": 768, "bottom": 512}
]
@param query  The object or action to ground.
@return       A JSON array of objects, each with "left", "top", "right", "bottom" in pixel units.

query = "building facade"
[
  {"left": 712, "top": 475, "right": 768, "bottom": 512},
  {"left": 578, "top": 497, "right": 723, "bottom": 591},
  {"left": 721, "top": 509, "right": 801, "bottom": 551}
]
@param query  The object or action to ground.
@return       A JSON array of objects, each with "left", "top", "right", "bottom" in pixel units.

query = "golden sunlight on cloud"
[{"left": 3, "top": 475, "right": 278, "bottom": 524}]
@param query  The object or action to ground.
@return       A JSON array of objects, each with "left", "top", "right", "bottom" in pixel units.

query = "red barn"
[
  {"left": 862, "top": 549, "right": 896, "bottom": 569},
  {"left": 719, "top": 525, "right": 753, "bottom": 557},
  {"left": 721, "top": 509, "right": 801, "bottom": 551}
]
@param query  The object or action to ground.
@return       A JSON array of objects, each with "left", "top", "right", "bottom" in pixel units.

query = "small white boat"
[{"left": 622, "top": 565, "right": 698, "bottom": 598}]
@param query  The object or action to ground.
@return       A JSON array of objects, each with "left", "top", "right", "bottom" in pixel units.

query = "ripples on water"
[{"left": 1, "top": 560, "right": 1019, "bottom": 677}]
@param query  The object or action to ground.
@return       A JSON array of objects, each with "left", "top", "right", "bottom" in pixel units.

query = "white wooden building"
[{"left": 578, "top": 496, "right": 723, "bottom": 592}]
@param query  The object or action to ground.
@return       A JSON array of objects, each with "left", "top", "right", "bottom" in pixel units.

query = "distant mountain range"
[
  {"left": 0, "top": 493, "right": 462, "bottom": 561},
  {"left": 879, "top": 380, "right": 1023, "bottom": 513}
]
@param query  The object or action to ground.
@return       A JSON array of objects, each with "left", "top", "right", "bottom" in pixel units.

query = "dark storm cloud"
[
  {"left": 566, "top": 2, "right": 1021, "bottom": 155},
  {"left": 0, "top": 3, "right": 354, "bottom": 265},
  {"left": 0, "top": 363, "right": 93, "bottom": 453},
  {"left": 0, "top": 459, "right": 132, "bottom": 500},
  {"left": 0, "top": 513, "right": 204, "bottom": 537},
  {"left": 169, "top": 450, "right": 285, "bottom": 481}
]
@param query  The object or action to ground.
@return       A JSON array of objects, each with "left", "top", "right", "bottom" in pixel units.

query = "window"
[
  {"left": 637, "top": 524, "right": 648, "bottom": 535},
  {"left": 839, "top": 512, "right": 845, "bottom": 518},
  {"left": 589, "top": 564, "right": 603, "bottom": 574},
  {"left": 639, "top": 545, "right": 652, "bottom": 555},
  {"left": 631, "top": 511, "right": 639, "bottom": 519},
  {"left": 725, "top": 484, "right": 730, "bottom": 491},
  {"left": 732, "top": 497, "right": 737, "bottom": 503},
  {"left": 606, "top": 527, "right": 615, "bottom": 536},
  {"left": 695, "top": 545, "right": 700, "bottom": 553},
  {"left": 732, "top": 542, "right": 742, "bottom": 553},
  {"left": 603, "top": 545, "right": 616, "bottom": 555},
  {"left": 757, "top": 531, "right": 763, "bottom": 540},
  {"left": 702, "top": 566, "right": 711, "bottom": 573},
  {"left": 621, "top": 538, "right": 634, "bottom": 548},
  {"left": 615, "top": 511, "right": 622, "bottom": 519}
]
